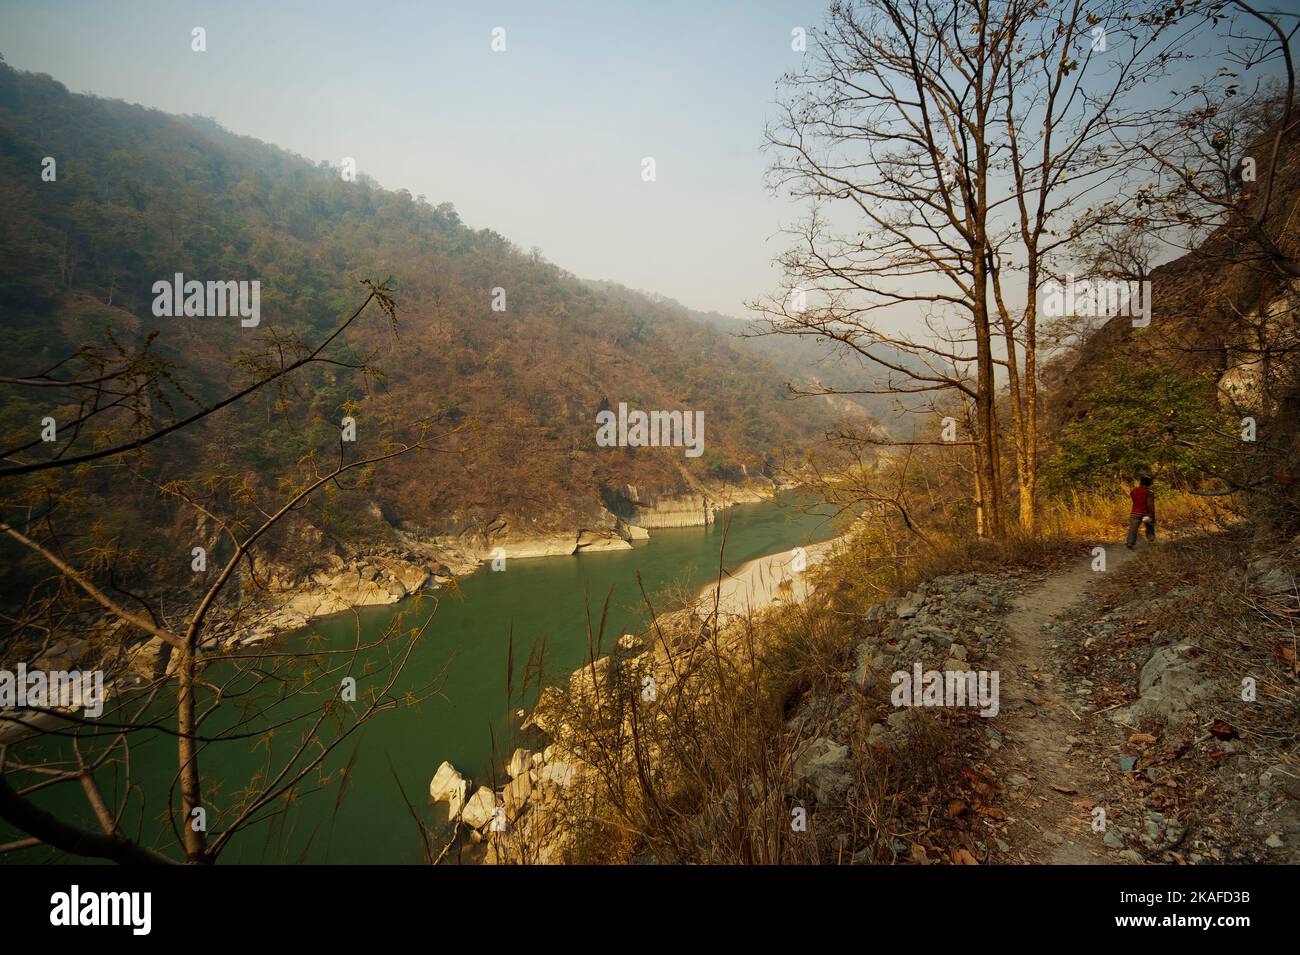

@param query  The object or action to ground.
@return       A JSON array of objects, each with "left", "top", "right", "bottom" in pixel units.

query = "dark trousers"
[{"left": 1126, "top": 513, "right": 1155, "bottom": 547}]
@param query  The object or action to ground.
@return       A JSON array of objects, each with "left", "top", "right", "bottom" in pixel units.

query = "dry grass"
[{"left": 491, "top": 491, "right": 1254, "bottom": 865}]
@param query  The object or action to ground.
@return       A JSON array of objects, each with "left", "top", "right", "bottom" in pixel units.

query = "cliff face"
[{"left": 605, "top": 480, "right": 775, "bottom": 530}]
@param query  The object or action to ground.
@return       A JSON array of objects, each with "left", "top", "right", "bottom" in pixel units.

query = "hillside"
[
  {"left": 583, "top": 283, "right": 926, "bottom": 436},
  {"left": 1046, "top": 125, "right": 1300, "bottom": 466},
  {"left": 0, "top": 61, "right": 854, "bottom": 588}
]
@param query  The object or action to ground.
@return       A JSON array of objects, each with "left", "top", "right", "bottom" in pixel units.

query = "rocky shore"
[
  {"left": 694, "top": 537, "right": 840, "bottom": 618},
  {"left": 443, "top": 533, "right": 1297, "bottom": 867},
  {"left": 428, "top": 532, "right": 845, "bottom": 864},
  {"left": 3, "top": 478, "right": 786, "bottom": 741}
]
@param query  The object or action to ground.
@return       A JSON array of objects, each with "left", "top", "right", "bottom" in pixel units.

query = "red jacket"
[{"left": 1131, "top": 486, "right": 1153, "bottom": 515}]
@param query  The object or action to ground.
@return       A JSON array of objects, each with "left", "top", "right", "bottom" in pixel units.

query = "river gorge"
[{"left": 6, "top": 495, "right": 838, "bottom": 864}]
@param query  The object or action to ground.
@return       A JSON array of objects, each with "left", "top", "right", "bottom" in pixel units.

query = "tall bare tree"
[{"left": 755, "top": 0, "right": 1199, "bottom": 534}]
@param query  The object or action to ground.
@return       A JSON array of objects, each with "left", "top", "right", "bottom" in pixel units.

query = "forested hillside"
[{"left": 0, "top": 60, "right": 846, "bottom": 580}]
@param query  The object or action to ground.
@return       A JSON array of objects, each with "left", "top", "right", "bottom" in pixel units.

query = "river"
[{"left": 2, "top": 495, "right": 838, "bottom": 864}]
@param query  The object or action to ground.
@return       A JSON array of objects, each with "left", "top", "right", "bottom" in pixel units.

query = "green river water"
[{"left": 3, "top": 495, "right": 838, "bottom": 864}]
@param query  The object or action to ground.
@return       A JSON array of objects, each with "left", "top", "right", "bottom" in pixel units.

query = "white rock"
[
  {"left": 540, "top": 761, "right": 578, "bottom": 789},
  {"left": 508, "top": 747, "right": 532, "bottom": 778},
  {"left": 462, "top": 786, "right": 496, "bottom": 829},
  {"left": 504, "top": 773, "right": 533, "bottom": 813},
  {"left": 429, "top": 760, "right": 468, "bottom": 819}
]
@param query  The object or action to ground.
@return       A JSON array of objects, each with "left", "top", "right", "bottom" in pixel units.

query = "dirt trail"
[{"left": 993, "top": 543, "right": 1138, "bottom": 864}]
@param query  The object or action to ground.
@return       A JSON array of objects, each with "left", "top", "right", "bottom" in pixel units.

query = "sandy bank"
[{"left": 693, "top": 538, "right": 841, "bottom": 618}]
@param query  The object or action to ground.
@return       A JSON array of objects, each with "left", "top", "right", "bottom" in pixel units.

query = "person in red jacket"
[{"left": 1126, "top": 476, "right": 1156, "bottom": 549}]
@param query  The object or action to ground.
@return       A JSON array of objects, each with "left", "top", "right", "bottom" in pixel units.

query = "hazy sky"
[{"left": 0, "top": 0, "right": 831, "bottom": 316}]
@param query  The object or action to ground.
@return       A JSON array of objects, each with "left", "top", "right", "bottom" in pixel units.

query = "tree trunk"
[
  {"left": 972, "top": 257, "right": 1004, "bottom": 538},
  {"left": 177, "top": 640, "right": 207, "bottom": 862}
]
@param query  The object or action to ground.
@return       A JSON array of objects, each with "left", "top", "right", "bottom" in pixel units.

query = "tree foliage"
[{"left": 1044, "top": 359, "right": 1237, "bottom": 490}]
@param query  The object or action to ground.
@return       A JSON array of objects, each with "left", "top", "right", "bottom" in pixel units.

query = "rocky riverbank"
[
  {"left": 428, "top": 532, "right": 848, "bottom": 864},
  {"left": 432, "top": 528, "right": 1300, "bottom": 865},
  {"left": 3, "top": 478, "right": 787, "bottom": 742},
  {"left": 694, "top": 537, "right": 841, "bottom": 619},
  {"left": 229, "top": 478, "right": 781, "bottom": 644}
]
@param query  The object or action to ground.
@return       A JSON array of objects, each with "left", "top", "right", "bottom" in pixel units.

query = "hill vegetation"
[{"left": 0, "top": 59, "right": 852, "bottom": 592}]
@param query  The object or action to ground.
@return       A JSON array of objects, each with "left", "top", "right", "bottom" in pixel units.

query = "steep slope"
[
  {"left": 0, "top": 62, "right": 849, "bottom": 579},
  {"left": 1045, "top": 120, "right": 1300, "bottom": 530},
  {"left": 1046, "top": 126, "right": 1300, "bottom": 444}
]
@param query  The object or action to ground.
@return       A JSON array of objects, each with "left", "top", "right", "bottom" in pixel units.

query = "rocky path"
[{"left": 991, "top": 544, "right": 1137, "bottom": 864}]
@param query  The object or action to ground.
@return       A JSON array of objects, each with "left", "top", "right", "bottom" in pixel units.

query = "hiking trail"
[{"left": 992, "top": 543, "right": 1138, "bottom": 864}]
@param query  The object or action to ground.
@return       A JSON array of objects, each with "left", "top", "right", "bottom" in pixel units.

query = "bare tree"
[
  {"left": 754, "top": 0, "right": 1198, "bottom": 534},
  {"left": 1118, "top": 1, "right": 1299, "bottom": 275},
  {"left": 0, "top": 282, "right": 460, "bottom": 863}
]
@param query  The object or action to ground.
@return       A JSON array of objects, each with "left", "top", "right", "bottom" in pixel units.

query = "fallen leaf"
[
  {"left": 1049, "top": 783, "right": 1077, "bottom": 794},
  {"left": 1072, "top": 798, "right": 1096, "bottom": 810},
  {"left": 947, "top": 799, "right": 968, "bottom": 819},
  {"left": 961, "top": 766, "right": 995, "bottom": 798},
  {"left": 1128, "top": 733, "right": 1159, "bottom": 744},
  {"left": 950, "top": 847, "right": 979, "bottom": 865},
  {"left": 1209, "top": 719, "right": 1239, "bottom": 741}
]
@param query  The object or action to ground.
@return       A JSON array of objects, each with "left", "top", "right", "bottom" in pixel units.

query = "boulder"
[
  {"left": 1112, "top": 644, "right": 1211, "bottom": 725},
  {"left": 462, "top": 786, "right": 497, "bottom": 829},
  {"left": 791, "top": 736, "right": 853, "bottom": 804},
  {"left": 575, "top": 529, "right": 632, "bottom": 552},
  {"left": 896, "top": 598, "right": 920, "bottom": 620},
  {"left": 521, "top": 685, "right": 567, "bottom": 733},
  {"left": 429, "top": 761, "right": 468, "bottom": 819},
  {"left": 567, "top": 656, "right": 612, "bottom": 700},
  {"left": 540, "top": 761, "right": 578, "bottom": 789},
  {"left": 376, "top": 557, "right": 430, "bottom": 595},
  {"left": 507, "top": 748, "right": 532, "bottom": 779},
  {"left": 504, "top": 773, "right": 533, "bottom": 814}
]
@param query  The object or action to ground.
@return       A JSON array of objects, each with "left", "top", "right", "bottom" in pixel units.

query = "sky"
[{"left": 0, "top": 0, "right": 831, "bottom": 317}]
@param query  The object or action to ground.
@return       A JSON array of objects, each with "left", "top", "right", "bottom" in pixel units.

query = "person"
[{"left": 1126, "top": 476, "right": 1156, "bottom": 549}]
